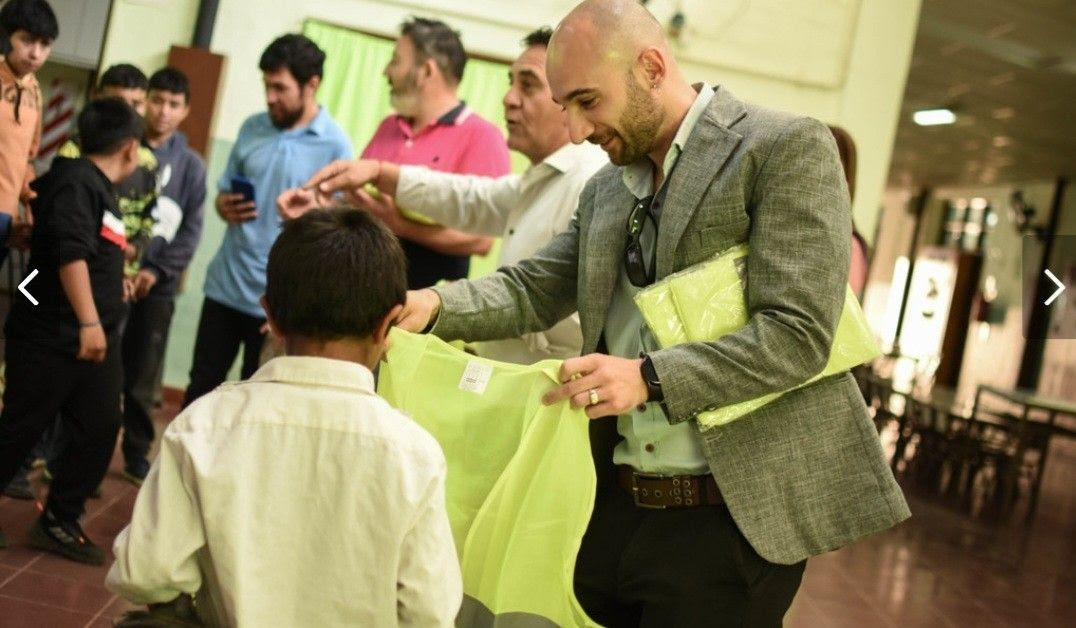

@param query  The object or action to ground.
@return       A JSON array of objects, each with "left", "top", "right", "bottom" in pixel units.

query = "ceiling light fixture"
[{"left": 913, "top": 108, "right": 957, "bottom": 126}]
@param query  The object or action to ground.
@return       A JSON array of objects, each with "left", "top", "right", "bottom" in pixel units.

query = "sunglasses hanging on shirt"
[{"left": 624, "top": 194, "right": 657, "bottom": 287}]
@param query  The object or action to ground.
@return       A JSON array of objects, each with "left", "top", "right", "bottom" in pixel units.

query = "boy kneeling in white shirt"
[{"left": 106, "top": 207, "right": 462, "bottom": 627}]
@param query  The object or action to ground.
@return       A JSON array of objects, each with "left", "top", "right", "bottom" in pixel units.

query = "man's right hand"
[
  {"left": 216, "top": 192, "right": 256, "bottom": 224},
  {"left": 77, "top": 324, "right": 107, "bottom": 362},
  {"left": 397, "top": 289, "right": 442, "bottom": 333}
]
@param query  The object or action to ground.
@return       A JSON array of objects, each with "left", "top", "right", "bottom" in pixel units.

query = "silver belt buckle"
[{"left": 631, "top": 471, "right": 667, "bottom": 509}]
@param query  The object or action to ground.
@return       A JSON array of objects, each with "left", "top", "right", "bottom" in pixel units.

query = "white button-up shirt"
[
  {"left": 395, "top": 142, "right": 607, "bottom": 364},
  {"left": 106, "top": 356, "right": 461, "bottom": 627}
]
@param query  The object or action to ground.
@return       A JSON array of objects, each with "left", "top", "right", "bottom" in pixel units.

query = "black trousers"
[
  {"left": 120, "top": 295, "right": 175, "bottom": 462},
  {"left": 0, "top": 340, "right": 122, "bottom": 521},
  {"left": 574, "top": 486, "right": 806, "bottom": 628},
  {"left": 183, "top": 297, "right": 265, "bottom": 408}
]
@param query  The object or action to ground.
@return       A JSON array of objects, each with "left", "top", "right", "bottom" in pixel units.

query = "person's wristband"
[{"left": 79, "top": 321, "right": 102, "bottom": 329}]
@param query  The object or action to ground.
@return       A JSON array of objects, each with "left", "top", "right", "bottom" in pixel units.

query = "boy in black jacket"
[{"left": 0, "top": 98, "right": 143, "bottom": 563}]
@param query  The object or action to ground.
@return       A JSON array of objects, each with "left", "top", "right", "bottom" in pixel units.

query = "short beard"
[
  {"left": 270, "top": 105, "right": 303, "bottom": 129},
  {"left": 611, "top": 76, "right": 663, "bottom": 166},
  {"left": 389, "top": 67, "right": 421, "bottom": 117}
]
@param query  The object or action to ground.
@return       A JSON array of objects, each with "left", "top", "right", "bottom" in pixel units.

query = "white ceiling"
[{"left": 887, "top": 0, "right": 1076, "bottom": 188}]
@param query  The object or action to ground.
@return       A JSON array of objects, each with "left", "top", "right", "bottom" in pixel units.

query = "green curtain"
[
  {"left": 302, "top": 20, "right": 398, "bottom": 153},
  {"left": 303, "top": 19, "right": 530, "bottom": 278}
]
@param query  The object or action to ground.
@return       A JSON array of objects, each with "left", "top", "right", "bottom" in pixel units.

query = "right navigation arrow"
[{"left": 1044, "top": 269, "right": 1065, "bottom": 306}]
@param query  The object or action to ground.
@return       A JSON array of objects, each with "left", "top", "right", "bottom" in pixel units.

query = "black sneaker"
[
  {"left": 3, "top": 475, "right": 34, "bottom": 500},
  {"left": 27, "top": 515, "right": 105, "bottom": 565},
  {"left": 123, "top": 458, "right": 151, "bottom": 487}
]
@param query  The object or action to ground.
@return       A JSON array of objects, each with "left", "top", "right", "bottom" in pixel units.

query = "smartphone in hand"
[{"left": 231, "top": 176, "right": 256, "bottom": 203}]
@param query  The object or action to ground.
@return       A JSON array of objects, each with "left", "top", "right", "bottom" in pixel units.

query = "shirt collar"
[
  {"left": 0, "top": 55, "right": 33, "bottom": 87},
  {"left": 250, "top": 356, "right": 377, "bottom": 394},
  {"left": 394, "top": 101, "right": 470, "bottom": 137},
  {"left": 622, "top": 82, "right": 715, "bottom": 199},
  {"left": 540, "top": 141, "right": 607, "bottom": 174},
  {"left": 0, "top": 54, "right": 38, "bottom": 114},
  {"left": 276, "top": 106, "right": 331, "bottom": 137},
  {"left": 436, "top": 101, "right": 469, "bottom": 125},
  {"left": 303, "top": 106, "right": 332, "bottom": 137}
]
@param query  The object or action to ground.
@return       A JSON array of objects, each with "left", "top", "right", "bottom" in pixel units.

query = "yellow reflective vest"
[
  {"left": 633, "top": 243, "right": 881, "bottom": 429},
  {"left": 378, "top": 330, "right": 600, "bottom": 627}
]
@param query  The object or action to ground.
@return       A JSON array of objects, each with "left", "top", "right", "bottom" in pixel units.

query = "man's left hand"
[
  {"left": 132, "top": 269, "right": 158, "bottom": 300},
  {"left": 542, "top": 353, "right": 648, "bottom": 419}
]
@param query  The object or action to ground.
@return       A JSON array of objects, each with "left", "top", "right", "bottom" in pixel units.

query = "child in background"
[
  {"left": 2, "top": 62, "right": 163, "bottom": 499},
  {"left": 107, "top": 208, "right": 462, "bottom": 626},
  {"left": 0, "top": 98, "right": 144, "bottom": 561},
  {"left": 58, "top": 62, "right": 159, "bottom": 274},
  {"left": 118, "top": 66, "right": 207, "bottom": 485},
  {"left": 0, "top": 0, "right": 56, "bottom": 258}
]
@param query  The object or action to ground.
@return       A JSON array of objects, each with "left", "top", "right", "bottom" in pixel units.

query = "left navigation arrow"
[{"left": 18, "top": 268, "right": 39, "bottom": 305}]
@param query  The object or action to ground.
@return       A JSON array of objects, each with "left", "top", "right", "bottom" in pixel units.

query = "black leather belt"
[{"left": 616, "top": 465, "right": 724, "bottom": 508}]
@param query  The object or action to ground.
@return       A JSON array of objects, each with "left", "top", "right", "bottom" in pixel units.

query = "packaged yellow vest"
[
  {"left": 378, "top": 330, "right": 600, "bottom": 627},
  {"left": 634, "top": 243, "right": 881, "bottom": 430}
]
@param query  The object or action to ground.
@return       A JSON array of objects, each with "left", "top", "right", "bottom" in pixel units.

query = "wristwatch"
[{"left": 640, "top": 354, "right": 664, "bottom": 402}]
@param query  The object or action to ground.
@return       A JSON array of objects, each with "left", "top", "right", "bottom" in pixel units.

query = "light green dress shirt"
[{"left": 608, "top": 83, "right": 716, "bottom": 475}]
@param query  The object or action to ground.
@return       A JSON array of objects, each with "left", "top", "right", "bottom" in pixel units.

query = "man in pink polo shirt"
[{"left": 362, "top": 17, "right": 510, "bottom": 288}]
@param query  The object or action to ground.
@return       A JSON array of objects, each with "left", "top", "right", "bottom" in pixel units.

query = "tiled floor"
[
  {"left": 784, "top": 434, "right": 1076, "bottom": 628},
  {"left": 1, "top": 397, "right": 1074, "bottom": 627},
  {"left": 0, "top": 455, "right": 141, "bottom": 627}
]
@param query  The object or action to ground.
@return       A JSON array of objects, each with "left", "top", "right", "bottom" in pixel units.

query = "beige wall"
[{"left": 99, "top": 0, "right": 201, "bottom": 74}]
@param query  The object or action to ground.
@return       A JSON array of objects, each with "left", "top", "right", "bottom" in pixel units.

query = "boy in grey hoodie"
[{"left": 120, "top": 67, "right": 206, "bottom": 483}]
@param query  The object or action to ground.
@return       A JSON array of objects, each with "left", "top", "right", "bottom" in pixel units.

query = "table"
[{"left": 970, "top": 385, "right": 1076, "bottom": 518}]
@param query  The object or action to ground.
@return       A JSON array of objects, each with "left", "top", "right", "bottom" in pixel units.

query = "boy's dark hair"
[
  {"left": 266, "top": 207, "right": 406, "bottom": 341},
  {"left": 522, "top": 26, "right": 552, "bottom": 49},
  {"left": 0, "top": 0, "right": 58, "bottom": 42},
  {"left": 401, "top": 17, "right": 466, "bottom": 85},
  {"left": 99, "top": 63, "right": 148, "bottom": 91},
  {"left": 148, "top": 67, "right": 191, "bottom": 102},
  {"left": 259, "top": 34, "right": 325, "bottom": 86},
  {"left": 77, "top": 97, "right": 144, "bottom": 156}
]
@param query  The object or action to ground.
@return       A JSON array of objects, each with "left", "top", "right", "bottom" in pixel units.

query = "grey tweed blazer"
[{"left": 431, "top": 85, "right": 910, "bottom": 564}]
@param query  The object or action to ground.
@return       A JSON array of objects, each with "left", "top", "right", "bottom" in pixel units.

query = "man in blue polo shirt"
[{"left": 183, "top": 34, "right": 352, "bottom": 406}]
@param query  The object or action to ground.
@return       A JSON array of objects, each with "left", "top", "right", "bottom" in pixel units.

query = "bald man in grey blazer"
[{"left": 315, "top": 1, "right": 909, "bottom": 625}]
